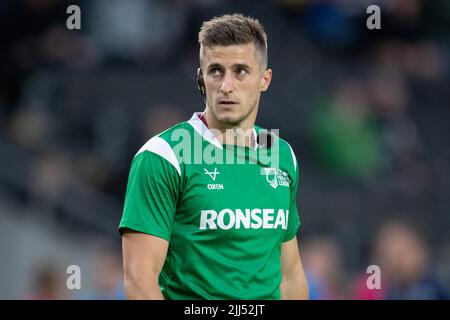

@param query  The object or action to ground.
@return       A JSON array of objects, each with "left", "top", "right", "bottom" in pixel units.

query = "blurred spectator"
[
  {"left": 25, "top": 262, "right": 67, "bottom": 300},
  {"left": 308, "top": 76, "right": 382, "bottom": 181},
  {"left": 30, "top": 151, "right": 74, "bottom": 204},
  {"left": 368, "top": 67, "right": 431, "bottom": 195},
  {"left": 302, "top": 235, "right": 346, "bottom": 299},
  {"left": 352, "top": 219, "right": 449, "bottom": 300},
  {"left": 79, "top": 243, "right": 125, "bottom": 300}
]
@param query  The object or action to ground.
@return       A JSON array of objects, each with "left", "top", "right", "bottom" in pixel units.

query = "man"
[{"left": 119, "top": 14, "right": 309, "bottom": 300}]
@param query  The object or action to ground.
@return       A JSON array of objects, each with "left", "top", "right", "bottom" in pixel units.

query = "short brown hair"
[{"left": 198, "top": 14, "right": 268, "bottom": 70}]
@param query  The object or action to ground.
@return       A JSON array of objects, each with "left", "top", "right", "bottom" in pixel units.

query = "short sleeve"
[
  {"left": 283, "top": 152, "right": 301, "bottom": 242},
  {"left": 119, "top": 149, "right": 180, "bottom": 241}
]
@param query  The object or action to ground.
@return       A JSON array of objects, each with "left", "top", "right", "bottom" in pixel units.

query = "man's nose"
[{"left": 220, "top": 72, "right": 235, "bottom": 94}]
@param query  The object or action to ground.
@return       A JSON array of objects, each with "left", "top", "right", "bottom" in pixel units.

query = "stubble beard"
[{"left": 209, "top": 97, "right": 259, "bottom": 128}]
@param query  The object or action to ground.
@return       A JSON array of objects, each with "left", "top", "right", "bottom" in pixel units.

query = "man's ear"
[{"left": 260, "top": 68, "right": 272, "bottom": 92}]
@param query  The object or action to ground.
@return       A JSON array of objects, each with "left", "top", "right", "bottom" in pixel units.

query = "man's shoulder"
[{"left": 131, "top": 120, "right": 192, "bottom": 174}]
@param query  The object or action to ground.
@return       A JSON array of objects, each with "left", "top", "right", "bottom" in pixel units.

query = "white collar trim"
[{"left": 187, "top": 112, "right": 259, "bottom": 150}]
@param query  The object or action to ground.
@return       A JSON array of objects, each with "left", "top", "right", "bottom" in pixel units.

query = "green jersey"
[{"left": 119, "top": 112, "right": 301, "bottom": 299}]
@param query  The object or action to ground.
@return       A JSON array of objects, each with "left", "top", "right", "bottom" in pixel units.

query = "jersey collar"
[{"left": 187, "top": 112, "right": 259, "bottom": 150}]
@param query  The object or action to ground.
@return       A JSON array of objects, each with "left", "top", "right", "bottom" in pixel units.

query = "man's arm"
[
  {"left": 122, "top": 229, "right": 169, "bottom": 299},
  {"left": 280, "top": 236, "right": 309, "bottom": 300}
]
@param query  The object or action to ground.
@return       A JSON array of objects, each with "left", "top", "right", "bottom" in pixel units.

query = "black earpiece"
[
  {"left": 197, "top": 67, "right": 206, "bottom": 96},
  {"left": 256, "top": 130, "right": 275, "bottom": 149}
]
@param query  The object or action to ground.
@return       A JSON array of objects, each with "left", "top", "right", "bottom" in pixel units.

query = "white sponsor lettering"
[
  {"left": 200, "top": 209, "right": 289, "bottom": 230},
  {"left": 235, "top": 209, "right": 251, "bottom": 229},
  {"left": 207, "top": 184, "right": 224, "bottom": 190},
  {"left": 217, "top": 209, "right": 235, "bottom": 230},
  {"left": 273, "top": 209, "right": 286, "bottom": 229},
  {"left": 199, "top": 210, "right": 217, "bottom": 229},
  {"left": 263, "top": 209, "right": 275, "bottom": 228},
  {"left": 251, "top": 208, "right": 263, "bottom": 229}
]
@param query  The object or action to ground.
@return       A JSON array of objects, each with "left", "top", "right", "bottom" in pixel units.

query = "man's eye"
[
  {"left": 237, "top": 68, "right": 248, "bottom": 76},
  {"left": 210, "top": 69, "right": 222, "bottom": 76}
]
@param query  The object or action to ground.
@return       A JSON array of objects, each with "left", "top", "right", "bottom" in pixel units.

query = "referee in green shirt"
[{"left": 119, "top": 14, "right": 309, "bottom": 300}]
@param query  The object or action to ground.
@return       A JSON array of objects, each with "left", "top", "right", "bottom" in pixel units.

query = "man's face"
[{"left": 201, "top": 43, "right": 272, "bottom": 127}]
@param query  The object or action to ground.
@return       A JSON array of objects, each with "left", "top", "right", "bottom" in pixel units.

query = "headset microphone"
[{"left": 197, "top": 67, "right": 206, "bottom": 96}]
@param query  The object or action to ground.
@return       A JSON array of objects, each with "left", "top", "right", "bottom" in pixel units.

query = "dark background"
[{"left": 0, "top": 0, "right": 449, "bottom": 299}]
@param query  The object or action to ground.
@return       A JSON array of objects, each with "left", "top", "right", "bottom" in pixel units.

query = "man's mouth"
[{"left": 218, "top": 100, "right": 238, "bottom": 105}]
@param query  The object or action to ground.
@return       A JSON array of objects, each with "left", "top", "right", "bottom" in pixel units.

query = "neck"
[{"left": 204, "top": 106, "right": 257, "bottom": 147}]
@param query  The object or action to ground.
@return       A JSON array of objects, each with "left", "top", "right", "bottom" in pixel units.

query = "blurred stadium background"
[{"left": 0, "top": 0, "right": 449, "bottom": 299}]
